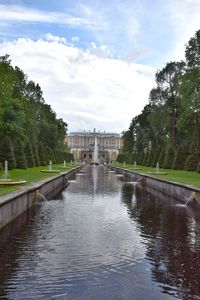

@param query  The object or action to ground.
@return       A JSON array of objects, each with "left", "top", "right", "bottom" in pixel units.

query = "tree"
[{"left": 156, "top": 61, "right": 185, "bottom": 148}]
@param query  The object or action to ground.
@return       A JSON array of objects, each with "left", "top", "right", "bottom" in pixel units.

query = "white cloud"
[
  {"left": 0, "top": 2, "right": 142, "bottom": 60},
  {"left": 166, "top": 0, "right": 200, "bottom": 61},
  {"left": 0, "top": 36, "right": 155, "bottom": 133},
  {"left": 0, "top": 4, "right": 96, "bottom": 28}
]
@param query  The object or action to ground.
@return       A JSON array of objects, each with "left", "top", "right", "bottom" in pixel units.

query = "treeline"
[
  {"left": 120, "top": 29, "right": 200, "bottom": 172},
  {"left": 0, "top": 55, "right": 73, "bottom": 169}
]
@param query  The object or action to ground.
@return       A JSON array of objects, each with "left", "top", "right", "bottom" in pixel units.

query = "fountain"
[
  {"left": 156, "top": 162, "right": 160, "bottom": 173},
  {"left": 131, "top": 161, "right": 141, "bottom": 170},
  {"left": 60, "top": 160, "right": 68, "bottom": 170},
  {"left": 0, "top": 161, "right": 26, "bottom": 185},
  {"left": 147, "top": 161, "right": 167, "bottom": 175},
  {"left": 3, "top": 160, "right": 8, "bottom": 179},
  {"left": 35, "top": 190, "right": 47, "bottom": 202},
  {"left": 91, "top": 134, "right": 99, "bottom": 165},
  {"left": 40, "top": 160, "right": 61, "bottom": 173},
  {"left": 49, "top": 160, "right": 52, "bottom": 171}
]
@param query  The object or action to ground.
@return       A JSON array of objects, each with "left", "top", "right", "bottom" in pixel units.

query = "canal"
[{"left": 0, "top": 165, "right": 200, "bottom": 300}]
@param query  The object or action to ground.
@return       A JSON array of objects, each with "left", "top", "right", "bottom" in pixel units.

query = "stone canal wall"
[
  {"left": 112, "top": 167, "right": 200, "bottom": 203},
  {"left": 0, "top": 167, "right": 81, "bottom": 231}
]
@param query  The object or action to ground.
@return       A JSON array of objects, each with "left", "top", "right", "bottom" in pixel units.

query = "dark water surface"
[{"left": 1, "top": 165, "right": 200, "bottom": 300}]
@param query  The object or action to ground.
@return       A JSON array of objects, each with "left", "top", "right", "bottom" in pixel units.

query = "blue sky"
[{"left": 0, "top": 0, "right": 200, "bottom": 132}]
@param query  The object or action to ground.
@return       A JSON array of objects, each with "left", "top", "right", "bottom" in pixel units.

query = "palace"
[{"left": 66, "top": 129, "right": 123, "bottom": 163}]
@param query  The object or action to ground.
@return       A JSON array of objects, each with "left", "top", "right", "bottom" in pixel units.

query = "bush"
[
  {"left": 49, "top": 148, "right": 56, "bottom": 164},
  {"left": 38, "top": 144, "right": 47, "bottom": 166},
  {"left": 163, "top": 145, "right": 175, "bottom": 169},
  {"left": 172, "top": 145, "right": 188, "bottom": 170},
  {"left": 146, "top": 149, "right": 154, "bottom": 167},
  {"left": 142, "top": 150, "right": 149, "bottom": 166},
  {"left": 137, "top": 151, "right": 144, "bottom": 165},
  {"left": 196, "top": 161, "right": 200, "bottom": 173},
  {"left": 116, "top": 153, "right": 125, "bottom": 163},
  {"left": 184, "top": 143, "right": 199, "bottom": 171},
  {"left": 126, "top": 152, "right": 135, "bottom": 164},
  {"left": 32, "top": 142, "right": 40, "bottom": 166},
  {"left": 152, "top": 148, "right": 160, "bottom": 167},
  {"left": 158, "top": 148, "right": 166, "bottom": 168},
  {"left": 24, "top": 141, "right": 35, "bottom": 168},
  {"left": 65, "top": 152, "right": 74, "bottom": 162},
  {"left": 14, "top": 139, "right": 27, "bottom": 169},
  {"left": 0, "top": 136, "right": 16, "bottom": 169}
]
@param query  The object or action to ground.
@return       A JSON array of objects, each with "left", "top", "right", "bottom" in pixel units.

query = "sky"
[{"left": 0, "top": 0, "right": 200, "bottom": 134}]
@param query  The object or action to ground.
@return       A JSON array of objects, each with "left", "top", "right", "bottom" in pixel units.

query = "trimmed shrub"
[
  {"left": 127, "top": 152, "right": 134, "bottom": 164},
  {"left": 172, "top": 145, "right": 188, "bottom": 170},
  {"left": 152, "top": 148, "right": 160, "bottom": 167},
  {"left": 32, "top": 142, "right": 40, "bottom": 166},
  {"left": 142, "top": 150, "right": 149, "bottom": 166},
  {"left": 117, "top": 153, "right": 125, "bottom": 163},
  {"left": 38, "top": 144, "right": 47, "bottom": 166},
  {"left": 14, "top": 139, "right": 27, "bottom": 169},
  {"left": 196, "top": 161, "right": 200, "bottom": 173},
  {"left": 184, "top": 142, "right": 199, "bottom": 171},
  {"left": 158, "top": 148, "right": 166, "bottom": 168},
  {"left": 146, "top": 149, "right": 154, "bottom": 167},
  {"left": 43, "top": 147, "right": 49, "bottom": 163},
  {"left": 137, "top": 150, "right": 144, "bottom": 165},
  {"left": 0, "top": 136, "right": 16, "bottom": 169},
  {"left": 163, "top": 145, "right": 175, "bottom": 169},
  {"left": 49, "top": 148, "right": 56, "bottom": 163},
  {"left": 64, "top": 152, "right": 74, "bottom": 162},
  {"left": 24, "top": 141, "right": 35, "bottom": 168}
]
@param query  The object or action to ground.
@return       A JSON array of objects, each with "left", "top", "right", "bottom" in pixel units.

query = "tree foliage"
[
  {"left": 0, "top": 55, "right": 71, "bottom": 169},
  {"left": 122, "top": 29, "right": 200, "bottom": 173}
]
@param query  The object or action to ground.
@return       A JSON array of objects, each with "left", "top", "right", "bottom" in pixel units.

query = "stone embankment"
[
  {"left": 0, "top": 166, "right": 81, "bottom": 231},
  {"left": 112, "top": 166, "right": 200, "bottom": 203}
]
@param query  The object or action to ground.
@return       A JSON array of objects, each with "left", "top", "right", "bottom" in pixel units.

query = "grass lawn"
[
  {"left": 0, "top": 163, "right": 78, "bottom": 196},
  {"left": 113, "top": 163, "right": 200, "bottom": 189}
]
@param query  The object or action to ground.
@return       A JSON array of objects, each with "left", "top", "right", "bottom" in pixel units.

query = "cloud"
[
  {"left": 0, "top": 4, "right": 96, "bottom": 28},
  {"left": 0, "top": 36, "right": 155, "bottom": 133},
  {"left": 0, "top": 2, "right": 142, "bottom": 60},
  {"left": 166, "top": 0, "right": 200, "bottom": 61}
]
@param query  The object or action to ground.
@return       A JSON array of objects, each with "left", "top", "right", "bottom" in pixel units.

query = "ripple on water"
[{"left": 1, "top": 166, "right": 200, "bottom": 300}]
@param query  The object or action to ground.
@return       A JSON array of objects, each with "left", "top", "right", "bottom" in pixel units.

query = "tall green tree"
[
  {"left": 179, "top": 30, "right": 200, "bottom": 150},
  {"left": 156, "top": 61, "right": 185, "bottom": 148}
]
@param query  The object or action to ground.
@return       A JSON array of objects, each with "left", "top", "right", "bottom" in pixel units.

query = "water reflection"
[
  {"left": 0, "top": 166, "right": 200, "bottom": 299},
  {"left": 122, "top": 188, "right": 200, "bottom": 299}
]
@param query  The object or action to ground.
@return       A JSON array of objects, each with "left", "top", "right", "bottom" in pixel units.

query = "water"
[
  {"left": 48, "top": 160, "right": 52, "bottom": 171},
  {"left": 93, "top": 135, "right": 99, "bottom": 163},
  {"left": 2, "top": 160, "right": 9, "bottom": 179},
  {"left": 1, "top": 165, "right": 200, "bottom": 300},
  {"left": 156, "top": 162, "right": 160, "bottom": 173}
]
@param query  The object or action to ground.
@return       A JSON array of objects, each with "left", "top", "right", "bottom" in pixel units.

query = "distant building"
[{"left": 66, "top": 129, "right": 123, "bottom": 163}]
